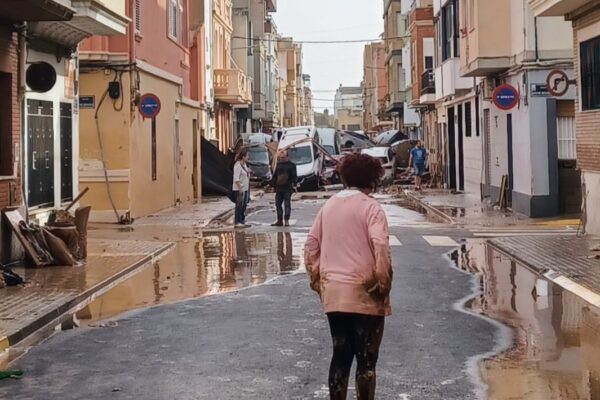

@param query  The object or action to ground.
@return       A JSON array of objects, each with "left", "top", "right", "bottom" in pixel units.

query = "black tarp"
[{"left": 201, "top": 136, "right": 234, "bottom": 196}]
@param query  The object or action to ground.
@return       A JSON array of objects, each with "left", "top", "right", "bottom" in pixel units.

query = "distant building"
[
  {"left": 363, "top": 41, "right": 392, "bottom": 133},
  {"left": 314, "top": 109, "right": 335, "bottom": 128},
  {"left": 334, "top": 85, "right": 363, "bottom": 131}
]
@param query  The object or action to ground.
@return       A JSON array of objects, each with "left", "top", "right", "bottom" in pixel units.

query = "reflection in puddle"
[
  {"left": 76, "top": 231, "right": 306, "bottom": 326},
  {"left": 452, "top": 241, "right": 600, "bottom": 400}
]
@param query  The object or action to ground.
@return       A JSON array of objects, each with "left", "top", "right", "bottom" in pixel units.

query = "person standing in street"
[
  {"left": 271, "top": 150, "right": 297, "bottom": 227},
  {"left": 232, "top": 149, "right": 250, "bottom": 228},
  {"left": 408, "top": 140, "right": 428, "bottom": 191},
  {"left": 304, "top": 153, "right": 393, "bottom": 400}
]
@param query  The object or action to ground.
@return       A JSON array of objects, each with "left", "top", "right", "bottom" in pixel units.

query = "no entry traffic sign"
[
  {"left": 492, "top": 84, "right": 519, "bottom": 111},
  {"left": 138, "top": 93, "right": 161, "bottom": 119}
]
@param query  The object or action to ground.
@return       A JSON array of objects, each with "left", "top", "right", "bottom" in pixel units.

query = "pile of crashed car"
[
  {"left": 244, "top": 127, "right": 419, "bottom": 190},
  {"left": 200, "top": 126, "right": 420, "bottom": 196}
]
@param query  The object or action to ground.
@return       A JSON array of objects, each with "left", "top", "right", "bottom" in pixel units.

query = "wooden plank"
[
  {"left": 2, "top": 208, "right": 45, "bottom": 267},
  {"left": 499, "top": 175, "right": 507, "bottom": 210}
]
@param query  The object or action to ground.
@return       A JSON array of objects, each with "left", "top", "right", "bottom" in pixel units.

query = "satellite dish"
[{"left": 26, "top": 62, "right": 57, "bottom": 93}]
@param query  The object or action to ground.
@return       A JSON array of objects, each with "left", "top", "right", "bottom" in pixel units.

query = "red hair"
[{"left": 339, "top": 153, "right": 384, "bottom": 189}]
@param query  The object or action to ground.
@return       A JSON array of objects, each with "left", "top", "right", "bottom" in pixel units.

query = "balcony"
[
  {"left": 27, "top": 0, "right": 128, "bottom": 48},
  {"left": 434, "top": 58, "right": 472, "bottom": 101},
  {"left": 0, "top": 0, "right": 74, "bottom": 22},
  {"left": 266, "top": 0, "right": 277, "bottom": 12},
  {"left": 214, "top": 69, "right": 252, "bottom": 105},
  {"left": 459, "top": 1, "right": 512, "bottom": 77},
  {"left": 529, "top": 0, "right": 590, "bottom": 16},
  {"left": 419, "top": 69, "right": 436, "bottom": 104}
]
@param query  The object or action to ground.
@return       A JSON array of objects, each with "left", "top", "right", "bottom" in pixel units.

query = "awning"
[{"left": 0, "top": 0, "right": 75, "bottom": 22}]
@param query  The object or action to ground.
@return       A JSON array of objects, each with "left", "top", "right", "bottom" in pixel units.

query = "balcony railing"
[
  {"left": 214, "top": 69, "right": 252, "bottom": 105},
  {"left": 421, "top": 69, "right": 435, "bottom": 95}
]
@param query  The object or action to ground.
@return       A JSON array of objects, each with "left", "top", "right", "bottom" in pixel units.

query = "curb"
[
  {"left": 1, "top": 242, "right": 175, "bottom": 357},
  {"left": 403, "top": 191, "right": 455, "bottom": 224}
]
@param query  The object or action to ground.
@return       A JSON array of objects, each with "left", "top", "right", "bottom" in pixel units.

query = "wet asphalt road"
[{"left": 0, "top": 198, "right": 499, "bottom": 400}]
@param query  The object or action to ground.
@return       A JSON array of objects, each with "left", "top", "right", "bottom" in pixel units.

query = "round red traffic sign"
[
  {"left": 492, "top": 84, "right": 519, "bottom": 111},
  {"left": 138, "top": 93, "right": 161, "bottom": 119},
  {"left": 546, "top": 69, "right": 569, "bottom": 97}
]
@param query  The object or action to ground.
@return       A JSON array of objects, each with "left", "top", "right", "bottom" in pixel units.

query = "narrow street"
[{"left": 0, "top": 197, "right": 499, "bottom": 399}]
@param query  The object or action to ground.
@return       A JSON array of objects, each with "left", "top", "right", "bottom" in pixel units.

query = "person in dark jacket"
[{"left": 271, "top": 150, "right": 298, "bottom": 227}]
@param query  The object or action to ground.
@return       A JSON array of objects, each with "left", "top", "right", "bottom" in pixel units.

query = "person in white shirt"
[{"left": 232, "top": 149, "right": 250, "bottom": 228}]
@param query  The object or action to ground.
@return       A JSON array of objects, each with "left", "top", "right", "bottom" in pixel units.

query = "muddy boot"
[
  {"left": 271, "top": 221, "right": 283, "bottom": 227},
  {"left": 284, "top": 220, "right": 290, "bottom": 227}
]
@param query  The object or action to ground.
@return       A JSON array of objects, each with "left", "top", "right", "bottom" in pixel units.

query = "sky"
[{"left": 274, "top": 0, "right": 384, "bottom": 113}]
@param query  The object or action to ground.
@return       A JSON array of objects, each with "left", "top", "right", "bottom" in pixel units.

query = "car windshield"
[
  {"left": 248, "top": 148, "right": 270, "bottom": 165},
  {"left": 288, "top": 146, "right": 313, "bottom": 165},
  {"left": 323, "top": 145, "right": 335, "bottom": 155}
]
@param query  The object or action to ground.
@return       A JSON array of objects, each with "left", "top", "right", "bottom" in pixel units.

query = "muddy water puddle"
[
  {"left": 75, "top": 231, "right": 307, "bottom": 327},
  {"left": 452, "top": 241, "right": 600, "bottom": 400}
]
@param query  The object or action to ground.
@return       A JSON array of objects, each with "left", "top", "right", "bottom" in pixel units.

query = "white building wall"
[
  {"left": 584, "top": 172, "right": 600, "bottom": 235},
  {"left": 25, "top": 49, "right": 78, "bottom": 211}
]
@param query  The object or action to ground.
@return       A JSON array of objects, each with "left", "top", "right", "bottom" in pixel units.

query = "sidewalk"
[
  {"left": 490, "top": 235, "right": 600, "bottom": 308},
  {"left": 404, "top": 188, "right": 581, "bottom": 230},
  {"left": 0, "top": 197, "right": 234, "bottom": 358}
]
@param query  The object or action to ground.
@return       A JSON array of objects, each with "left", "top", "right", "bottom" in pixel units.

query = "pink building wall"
[{"left": 80, "top": 0, "right": 202, "bottom": 100}]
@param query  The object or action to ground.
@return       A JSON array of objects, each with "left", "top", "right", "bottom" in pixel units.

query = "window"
[
  {"left": 0, "top": 72, "right": 13, "bottom": 176},
  {"left": 425, "top": 56, "right": 433, "bottom": 70},
  {"left": 475, "top": 96, "right": 480, "bottom": 136},
  {"left": 168, "top": 0, "right": 184, "bottom": 43},
  {"left": 396, "top": 12, "right": 403, "bottom": 35},
  {"left": 581, "top": 36, "right": 600, "bottom": 110},
  {"left": 469, "top": 0, "right": 475, "bottom": 29},
  {"left": 465, "top": 102, "right": 472, "bottom": 137},
  {"left": 441, "top": 0, "right": 459, "bottom": 61},
  {"left": 454, "top": 0, "right": 460, "bottom": 57},
  {"left": 134, "top": 0, "right": 141, "bottom": 33}
]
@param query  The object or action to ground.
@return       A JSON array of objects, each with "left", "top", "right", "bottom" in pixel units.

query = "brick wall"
[
  {"left": 0, "top": 25, "right": 22, "bottom": 207},
  {"left": 574, "top": 8, "right": 600, "bottom": 173}
]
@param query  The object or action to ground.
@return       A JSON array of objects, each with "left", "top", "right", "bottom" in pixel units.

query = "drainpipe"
[
  {"left": 534, "top": 17, "right": 539, "bottom": 62},
  {"left": 17, "top": 24, "right": 28, "bottom": 217}
]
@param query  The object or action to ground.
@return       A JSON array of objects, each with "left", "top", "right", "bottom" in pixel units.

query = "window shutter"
[{"left": 135, "top": 0, "right": 141, "bottom": 32}]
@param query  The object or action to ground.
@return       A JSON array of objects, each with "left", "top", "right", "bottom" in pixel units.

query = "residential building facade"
[
  {"left": 529, "top": 0, "right": 600, "bottom": 234},
  {"left": 363, "top": 42, "right": 392, "bottom": 133},
  {"left": 277, "top": 38, "right": 309, "bottom": 127},
  {"left": 334, "top": 85, "right": 364, "bottom": 131},
  {"left": 232, "top": 0, "right": 278, "bottom": 134},
  {"left": 79, "top": 0, "right": 206, "bottom": 221},
  {"left": 384, "top": 0, "right": 407, "bottom": 130},
  {"left": 461, "top": 0, "right": 576, "bottom": 218}
]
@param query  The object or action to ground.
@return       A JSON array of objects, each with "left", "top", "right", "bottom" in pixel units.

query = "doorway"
[
  {"left": 457, "top": 104, "right": 465, "bottom": 191},
  {"left": 60, "top": 103, "right": 73, "bottom": 202},
  {"left": 27, "top": 99, "right": 54, "bottom": 208},
  {"left": 507, "top": 114, "right": 514, "bottom": 207},
  {"left": 192, "top": 119, "right": 199, "bottom": 200},
  {"left": 447, "top": 107, "right": 457, "bottom": 190},
  {"left": 556, "top": 100, "right": 580, "bottom": 214}
]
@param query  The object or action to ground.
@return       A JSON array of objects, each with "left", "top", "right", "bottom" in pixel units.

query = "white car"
[{"left": 361, "top": 146, "right": 396, "bottom": 180}]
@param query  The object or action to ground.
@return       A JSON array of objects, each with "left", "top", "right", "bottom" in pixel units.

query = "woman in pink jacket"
[{"left": 304, "top": 153, "right": 393, "bottom": 400}]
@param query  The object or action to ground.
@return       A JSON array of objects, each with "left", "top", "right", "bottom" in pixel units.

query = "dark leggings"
[{"left": 327, "top": 312, "right": 385, "bottom": 400}]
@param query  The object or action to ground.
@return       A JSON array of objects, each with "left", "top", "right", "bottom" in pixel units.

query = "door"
[
  {"left": 27, "top": 100, "right": 54, "bottom": 207},
  {"left": 174, "top": 120, "right": 181, "bottom": 204},
  {"left": 457, "top": 104, "right": 465, "bottom": 191},
  {"left": 60, "top": 103, "right": 73, "bottom": 202},
  {"left": 507, "top": 114, "right": 514, "bottom": 207},
  {"left": 483, "top": 109, "right": 491, "bottom": 187},
  {"left": 556, "top": 101, "right": 580, "bottom": 214},
  {"left": 447, "top": 107, "right": 457, "bottom": 190},
  {"left": 192, "top": 119, "right": 199, "bottom": 200}
]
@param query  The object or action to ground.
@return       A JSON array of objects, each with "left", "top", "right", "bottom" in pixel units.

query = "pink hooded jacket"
[{"left": 304, "top": 190, "right": 393, "bottom": 317}]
